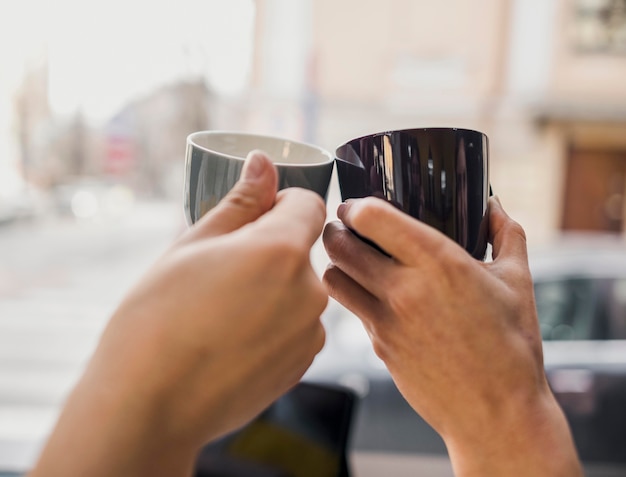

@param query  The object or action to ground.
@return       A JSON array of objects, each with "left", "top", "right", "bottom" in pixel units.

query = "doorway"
[{"left": 562, "top": 148, "right": 626, "bottom": 233}]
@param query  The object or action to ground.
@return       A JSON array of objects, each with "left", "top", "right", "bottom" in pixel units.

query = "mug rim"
[
  {"left": 187, "top": 130, "right": 334, "bottom": 167},
  {"left": 335, "top": 127, "right": 487, "bottom": 151}
]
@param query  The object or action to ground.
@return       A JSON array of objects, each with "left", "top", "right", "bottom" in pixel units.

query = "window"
[{"left": 572, "top": 0, "right": 626, "bottom": 54}]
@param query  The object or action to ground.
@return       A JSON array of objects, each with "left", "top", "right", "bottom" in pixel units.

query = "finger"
[
  {"left": 323, "top": 264, "right": 382, "bottom": 324},
  {"left": 251, "top": 187, "right": 327, "bottom": 250},
  {"left": 488, "top": 196, "right": 529, "bottom": 266},
  {"left": 323, "top": 221, "right": 395, "bottom": 299},
  {"left": 337, "top": 197, "right": 451, "bottom": 265},
  {"left": 188, "top": 150, "right": 278, "bottom": 240}
]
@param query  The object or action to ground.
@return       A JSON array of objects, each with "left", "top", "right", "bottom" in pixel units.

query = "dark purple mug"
[{"left": 335, "top": 128, "right": 490, "bottom": 260}]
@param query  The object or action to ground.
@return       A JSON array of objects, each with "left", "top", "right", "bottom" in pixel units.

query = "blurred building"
[
  {"left": 3, "top": 0, "right": 626, "bottom": 243},
  {"left": 249, "top": 0, "right": 626, "bottom": 245},
  {"left": 106, "top": 79, "right": 212, "bottom": 197}
]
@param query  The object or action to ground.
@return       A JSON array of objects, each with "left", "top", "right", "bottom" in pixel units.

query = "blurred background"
[{"left": 1, "top": 0, "right": 626, "bottom": 475}]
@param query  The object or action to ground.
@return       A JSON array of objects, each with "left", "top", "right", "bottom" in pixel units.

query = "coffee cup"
[
  {"left": 184, "top": 131, "right": 335, "bottom": 225},
  {"left": 335, "top": 127, "right": 490, "bottom": 260}
]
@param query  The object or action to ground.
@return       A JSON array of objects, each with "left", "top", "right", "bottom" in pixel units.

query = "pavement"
[{"left": 0, "top": 201, "right": 183, "bottom": 470}]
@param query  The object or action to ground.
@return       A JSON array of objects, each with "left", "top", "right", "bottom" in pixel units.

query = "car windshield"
[
  {"left": 535, "top": 275, "right": 626, "bottom": 341},
  {"left": 535, "top": 278, "right": 602, "bottom": 340}
]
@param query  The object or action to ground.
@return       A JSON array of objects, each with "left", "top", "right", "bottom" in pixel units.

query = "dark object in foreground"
[{"left": 194, "top": 382, "right": 357, "bottom": 477}]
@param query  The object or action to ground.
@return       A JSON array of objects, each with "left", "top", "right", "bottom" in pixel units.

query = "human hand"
[
  {"left": 30, "top": 151, "right": 328, "bottom": 477},
  {"left": 323, "top": 197, "right": 582, "bottom": 477}
]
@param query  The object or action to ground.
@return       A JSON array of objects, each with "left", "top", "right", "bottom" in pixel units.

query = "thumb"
[
  {"left": 192, "top": 150, "right": 278, "bottom": 239},
  {"left": 488, "top": 196, "right": 529, "bottom": 265}
]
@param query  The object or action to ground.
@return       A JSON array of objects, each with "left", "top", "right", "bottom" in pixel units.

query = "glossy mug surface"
[
  {"left": 184, "top": 131, "right": 335, "bottom": 225},
  {"left": 335, "top": 128, "right": 490, "bottom": 260}
]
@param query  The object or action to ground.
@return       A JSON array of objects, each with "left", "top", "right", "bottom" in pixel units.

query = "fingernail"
[
  {"left": 493, "top": 195, "right": 502, "bottom": 207},
  {"left": 242, "top": 150, "right": 266, "bottom": 181},
  {"left": 337, "top": 202, "right": 346, "bottom": 217},
  {"left": 337, "top": 200, "right": 353, "bottom": 219}
]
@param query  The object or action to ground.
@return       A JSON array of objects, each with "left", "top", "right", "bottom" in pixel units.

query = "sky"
[{"left": 0, "top": 0, "right": 255, "bottom": 124}]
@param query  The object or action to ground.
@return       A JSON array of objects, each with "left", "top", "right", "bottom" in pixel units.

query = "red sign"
[{"left": 104, "top": 135, "right": 134, "bottom": 175}]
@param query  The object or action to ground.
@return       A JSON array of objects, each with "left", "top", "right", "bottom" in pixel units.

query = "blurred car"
[
  {"left": 533, "top": 235, "right": 626, "bottom": 466},
  {"left": 51, "top": 177, "right": 135, "bottom": 221},
  {"left": 305, "top": 234, "right": 626, "bottom": 476},
  {"left": 0, "top": 187, "right": 44, "bottom": 226}
]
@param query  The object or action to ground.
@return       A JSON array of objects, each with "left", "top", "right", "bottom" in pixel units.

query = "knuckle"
[
  {"left": 387, "top": 286, "right": 414, "bottom": 319},
  {"left": 224, "top": 184, "right": 261, "bottom": 211},
  {"left": 266, "top": 236, "right": 309, "bottom": 265},
  {"left": 430, "top": 242, "right": 474, "bottom": 279},
  {"left": 384, "top": 272, "right": 418, "bottom": 316},
  {"left": 282, "top": 188, "right": 326, "bottom": 216},
  {"left": 351, "top": 197, "right": 385, "bottom": 230},
  {"left": 445, "top": 247, "right": 473, "bottom": 273},
  {"left": 280, "top": 240, "right": 310, "bottom": 270},
  {"left": 308, "top": 191, "right": 327, "bottom": 216},
  {"left": 297, "top": 312, "right": 326, "bottom": 359},
  {"left": 322, "top": 266, "right": 342, "bottom": 299},
  {"left": 309, "top": 280, "right": 330, "bottom": 315},
  {"left": 260, "top": 240, "right": 318, "bottom": 287},
  {"left": 371, "top": 338, "right": 390, "bottom": 362},
  {"left": 362, "top": 312, "right": 391, "bottom": 352},
  {"left": 312, "top": 323, "right": 326, "bottom": 353},
  {"left": 317, "top": 285, "right": 330, "bottom": 311},
  {"left": 506, "top": 220, "right": 527, "bottom": 243}
]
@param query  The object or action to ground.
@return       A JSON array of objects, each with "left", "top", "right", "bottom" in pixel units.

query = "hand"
[
  {"left": 322, "top": 196, "right": 582, "bottom": 477},
  {"left": 30, "top": 151, "right": 328, "bottom": 477}
]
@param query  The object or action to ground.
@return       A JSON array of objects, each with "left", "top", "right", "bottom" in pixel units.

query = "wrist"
[{"left": 443, "top": 388, "right": 582, "bottom": 477}]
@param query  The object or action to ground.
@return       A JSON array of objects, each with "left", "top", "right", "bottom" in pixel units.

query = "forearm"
[
  {"left": 444, "top": 394, "right": 583, "bottom": 477},
  {"left": 28, "top": 365, "right": 197, "bottom": 477}
]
